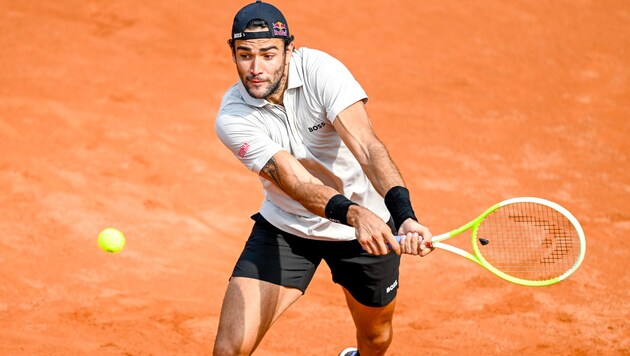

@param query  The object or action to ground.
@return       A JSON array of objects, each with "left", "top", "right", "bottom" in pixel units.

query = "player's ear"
[
  {"left": 228, "top": 39, "right": 236, "bottom": 63},
  {"left": 284, "top": 44, "right": 294, "bottom": 65}
]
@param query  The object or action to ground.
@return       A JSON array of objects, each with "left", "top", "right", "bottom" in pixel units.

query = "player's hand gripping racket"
[{"left": 397, "top": 197, "right": 586, "bottom": 286}]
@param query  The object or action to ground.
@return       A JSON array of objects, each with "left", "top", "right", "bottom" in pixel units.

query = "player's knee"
[{"left": 358, "top": 324, "right": 393, "bottom": 352}]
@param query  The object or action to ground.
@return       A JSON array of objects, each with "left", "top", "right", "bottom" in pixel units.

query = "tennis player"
[{"left": 213, "top": 1, "right": 434, "bottom": 355}]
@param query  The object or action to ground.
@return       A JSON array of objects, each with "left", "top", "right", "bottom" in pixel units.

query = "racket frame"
[{"left": 426, "top": 197, "right": 586, "bottom": 286}]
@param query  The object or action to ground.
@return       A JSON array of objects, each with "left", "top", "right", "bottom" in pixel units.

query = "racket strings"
[{"left": 475, "top": 202, "right": 581, "bottom": 281}]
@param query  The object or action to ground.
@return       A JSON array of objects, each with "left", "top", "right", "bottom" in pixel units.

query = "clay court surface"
[{"left": 1, "top": 0, "right": 628, "bottom": 354}]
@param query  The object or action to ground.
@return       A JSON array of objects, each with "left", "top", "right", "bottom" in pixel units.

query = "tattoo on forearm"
[{"left": 262, "top": 157, "right": 282, "bottom": 186}]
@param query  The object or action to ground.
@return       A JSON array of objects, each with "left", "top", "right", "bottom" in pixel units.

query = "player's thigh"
[{"left": 215, "top": 277, "right": 303, "bottom": 351}]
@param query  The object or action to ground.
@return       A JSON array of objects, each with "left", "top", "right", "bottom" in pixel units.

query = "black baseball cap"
[{"left": 231, "top": 0, "right": 290, "bottom": 41}]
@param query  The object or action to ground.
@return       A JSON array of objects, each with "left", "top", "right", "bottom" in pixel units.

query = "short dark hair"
[{"left": 228, "top": 19, "right": 295, "bottom": 52}]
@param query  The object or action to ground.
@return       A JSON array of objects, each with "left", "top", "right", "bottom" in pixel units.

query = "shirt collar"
[{"left": 287, "top": 52, "right": 303, "bottom": 90}]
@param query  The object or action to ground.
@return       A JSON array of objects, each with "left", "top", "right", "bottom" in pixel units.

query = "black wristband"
[
  {"left": 325, "top": 194, "right": 358, "bottom": 226},
  {"left": 384, "top": 186, "right": 418, "bottom": 230}
]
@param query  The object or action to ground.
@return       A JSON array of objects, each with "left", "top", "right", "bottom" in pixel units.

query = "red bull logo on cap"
[{"left": 272, "top": 21, "right": 287, "bottom": 36}]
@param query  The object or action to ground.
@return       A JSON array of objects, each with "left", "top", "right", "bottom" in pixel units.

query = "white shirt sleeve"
[
  {"left": 215, "top": 112, "right": 283, "bottom": 174},
  {"left": 302, "top": 49, "right": 368, "bottom": 123}
]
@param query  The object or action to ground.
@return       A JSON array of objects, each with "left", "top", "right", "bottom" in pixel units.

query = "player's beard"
[{"left": 243, "top": 53, "right": 287, "bottom": 100}]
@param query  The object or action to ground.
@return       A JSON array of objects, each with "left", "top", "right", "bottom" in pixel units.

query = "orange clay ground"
[{"left": 0, "top": 1, "right": 628, "bottom": 355}]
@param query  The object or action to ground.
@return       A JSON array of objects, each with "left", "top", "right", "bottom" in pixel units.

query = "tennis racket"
[{"left": 397, "top": 197, "right": 586, "bottom": 286}]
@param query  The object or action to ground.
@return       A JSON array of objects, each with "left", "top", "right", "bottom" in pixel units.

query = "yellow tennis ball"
[{"left": 98, "top": 228, "right": 125, "bottom": 253}]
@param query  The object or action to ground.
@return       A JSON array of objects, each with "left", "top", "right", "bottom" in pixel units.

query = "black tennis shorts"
[{"left": 231, "top": 213, "right": 401, "bottom": 307}]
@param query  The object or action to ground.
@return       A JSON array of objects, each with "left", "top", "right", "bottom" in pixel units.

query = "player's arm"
[
  {"left": 259, "top": 150, "right": 396, "bottom": 255},
  {"left": 331, "top": 100, "right": 402, "bottom": 194},
  {"left": 332, "top": 100, "right": 433, "bottom": 256},
  {"left": 259, "top": 150, "right": 331, "bottom": 217}
]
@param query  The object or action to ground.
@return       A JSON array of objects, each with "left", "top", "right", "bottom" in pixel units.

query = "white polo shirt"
[{"left": 215, "top": 47, "right": 390, "bottom": 241}]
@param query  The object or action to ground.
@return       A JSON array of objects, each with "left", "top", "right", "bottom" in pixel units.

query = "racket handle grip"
[
  {"left": 395, "top": 233, "right": 449, "bottom": 243},
  {"left": 391, "top": 234, "right": 441, "bottom": 249},
  {"left": 384, "top": 236, "right": 402, "bottom": 250},
  {"left": 385, "top": 233, "right": 446, "bottom": 250}
]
